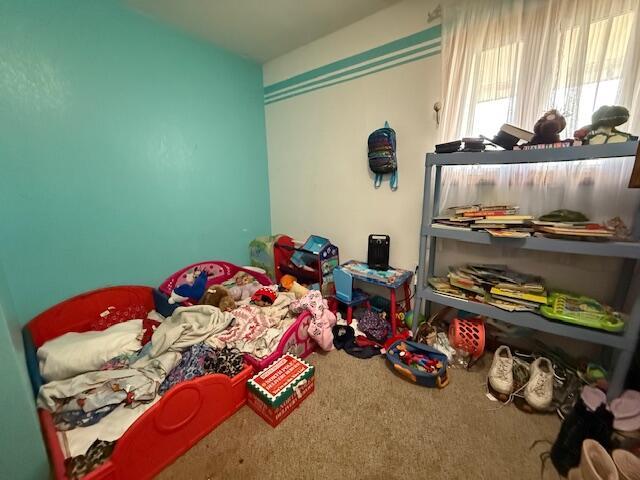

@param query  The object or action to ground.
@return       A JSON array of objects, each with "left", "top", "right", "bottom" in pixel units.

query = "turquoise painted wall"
[
  {"left": 0, "top": 0, "right": 271, "bottom": 324},
  {"left": 0, "top": 260, "right": 49, "bottom": 479}
]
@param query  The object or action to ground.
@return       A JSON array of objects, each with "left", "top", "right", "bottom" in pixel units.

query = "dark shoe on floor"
[{"left": 551, "top": 398, "right": 614, "bottom": 476}]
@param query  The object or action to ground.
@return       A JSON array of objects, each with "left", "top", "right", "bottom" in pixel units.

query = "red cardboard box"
[{"left": 247, "top": 354, "right": 314, "bottom": 427}]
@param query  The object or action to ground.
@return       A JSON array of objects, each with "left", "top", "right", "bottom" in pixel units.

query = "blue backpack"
[{"left": 368, "top": 121, "right": 398, "bottom": 190}]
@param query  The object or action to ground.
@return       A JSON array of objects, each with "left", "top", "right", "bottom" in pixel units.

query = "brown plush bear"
[
  {"left": 199, "top": 285, "right": 236, "bottom": 312},
  {"left": 530, "top": 109, "right": 566, "bottom": 145}
]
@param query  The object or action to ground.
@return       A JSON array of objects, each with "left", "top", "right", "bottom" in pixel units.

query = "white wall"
[{"left": 264, "top": 0, "right": 441, "bottom": 272}]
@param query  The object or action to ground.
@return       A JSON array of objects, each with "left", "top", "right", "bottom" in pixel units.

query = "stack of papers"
[
  {"left": 433, "top": 204, "right": 534, "bottom": 237},
  {"left": 532, "top": 221, "right": 613, "bottom": 240},
  {"left": 428, "top": 264, "right": 548, "bottom": 312}
]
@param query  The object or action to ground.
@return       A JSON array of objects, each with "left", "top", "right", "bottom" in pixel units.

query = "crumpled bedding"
[
  {"left": 38, "top": 305, "right": 236, "bottom": 459},
  {"left": 209, "top": 292, "right": 296, "bottom": 358},
  {"left": 40, "top": 296, "right": 306, "bottom": 463}
]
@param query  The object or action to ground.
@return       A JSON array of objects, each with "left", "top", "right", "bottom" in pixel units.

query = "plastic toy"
[
  {"left": 540, "top": 291, "right": 625, "bottom": 332},
  {"left": 280, "top": 274, "right": 309, "bottom": 299},
  {"left": 386, "top": 340, "right": 449, "bottom": 388},
  {"left": 403, "top": 310, "right": 427, "bottom": 329},
  {"left": 249, "top": 234, "right": 284, "bottom": 279}
]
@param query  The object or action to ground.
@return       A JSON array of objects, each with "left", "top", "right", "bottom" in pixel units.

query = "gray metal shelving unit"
[{"left": 413, "top": 141, "right": 640, "bottom": 398}]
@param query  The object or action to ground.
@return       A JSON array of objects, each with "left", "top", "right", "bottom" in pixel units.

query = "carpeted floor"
[{"left": 157, "top": 351, "right": 562, "bottom": 480}]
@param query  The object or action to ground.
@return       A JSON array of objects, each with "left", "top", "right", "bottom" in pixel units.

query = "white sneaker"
[
  {"left": 489, "top": 346, "right": 514, "bottom": 395},
  {"left": 524, "top": 357, "right": 554, "bottom": 410}
]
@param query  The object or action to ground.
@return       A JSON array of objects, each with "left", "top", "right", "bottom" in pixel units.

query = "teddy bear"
[
  {"left": 199, "top": 285, "right": 236, "bottom": 312},
  {"left": 529, "top": 109, "right": 567, "bottom": 145}
]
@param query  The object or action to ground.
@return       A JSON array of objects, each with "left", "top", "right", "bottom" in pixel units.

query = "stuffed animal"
[
  {"left": 582, "top": 106, "right": 634, "bottom": 144},
  {"left": 251, "top": 287, "right": 278, "bottom": 307},
  {"left": 168, "top": 270, "right": 207, "bottom": 304},
  {"left": 227, "top": 271, "right": 261, "bottom": 301},
  {"left": 280, "top": 274, "right": 309, "bottom": 299},
  {"left": 199, "top": 285, "right": 236, "bottom": 312},
  {"left": 530, "top": 109, "right": 566, "bottom": 145}
]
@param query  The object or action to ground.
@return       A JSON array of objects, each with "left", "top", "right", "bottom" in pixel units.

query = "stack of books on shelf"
[
  {"left": 513, "top": 140, "right": 578, "bottom": 150},
  {"left": 532, "top": 221, "right": 614, "bottom": 241},
  {"left": 433, "top": 204, "right": 534, "bottom": 238},
  {"left": 429, "top": 264, "right": 548, "bottom": 312}
]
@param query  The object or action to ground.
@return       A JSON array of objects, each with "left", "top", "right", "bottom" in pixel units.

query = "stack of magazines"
[
  {"left": 433, "top": 204, "right": 534, "bottom": 238},
  {"left": 532, "top": 220, "right": 613, "bottom": 240},
  {"left": 429, "top": 264, "right": 548, "bottom": 312}
]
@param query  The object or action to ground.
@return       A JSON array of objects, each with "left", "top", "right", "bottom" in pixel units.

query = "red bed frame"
[{"left": 24, "top": 285, "right": 252, "bottom": 480}]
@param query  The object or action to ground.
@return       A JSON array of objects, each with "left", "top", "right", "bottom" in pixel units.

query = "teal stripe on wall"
[
  {"left": 265, "top": 48, "right": 440, "bottom": 106},
  {"left": 264, "top": 24, "right": 442, "bottom": 103},
  {"left": 265, "top": 41, "right": 440, "bottom": 102}
]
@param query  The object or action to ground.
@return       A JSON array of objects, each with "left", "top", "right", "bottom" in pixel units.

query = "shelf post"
[
  {"left": 413, "top": 155, "right": 434, "bottom": 336},
  {"left": 609, "top": 287, "right": 640, "bottom": 398}
]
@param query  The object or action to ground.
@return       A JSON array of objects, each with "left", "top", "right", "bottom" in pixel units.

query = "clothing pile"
[
  {"left": 290, "top": 290, "right": 336, "bottom": 351},
  {"left": 37, "top": 304, "right": 241, "bottom": 474},
  {"left": 159, "top": 344, "right": 243, "bottom": 394}
]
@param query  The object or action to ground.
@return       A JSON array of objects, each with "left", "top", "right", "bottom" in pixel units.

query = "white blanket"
[
  {"left": 38, "top": 320, "right": 143, "bottom": 382},
  {"left": 38, "top": 352, "right": 180, "bottom": 412},
  {"left": 146, "top": 305, "right": 233, "bottom": 358}
]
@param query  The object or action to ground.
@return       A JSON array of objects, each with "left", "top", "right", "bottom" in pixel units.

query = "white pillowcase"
[{"left": 38, "top": 319, "right": 143, "bottom": 382}]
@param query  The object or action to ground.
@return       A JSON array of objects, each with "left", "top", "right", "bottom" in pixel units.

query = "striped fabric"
[{"left": 264, "top": 24, "right": 442, "bottom": 105}]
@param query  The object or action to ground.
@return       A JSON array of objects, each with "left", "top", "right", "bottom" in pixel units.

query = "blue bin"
[{"left": 386, "top": 340, "right": 449, "bottom": 388}]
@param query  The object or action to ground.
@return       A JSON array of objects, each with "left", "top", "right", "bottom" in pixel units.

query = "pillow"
[{"left": 38, "top": 319, "right": 143, "bottom": 382}]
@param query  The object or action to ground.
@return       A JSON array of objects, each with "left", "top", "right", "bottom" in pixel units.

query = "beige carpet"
[{"left": 157, "top": 351, "right": 562, "bottom": 480}]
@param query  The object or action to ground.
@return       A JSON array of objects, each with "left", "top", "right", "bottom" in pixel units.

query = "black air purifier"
[{"left": 367, "top": 234, "right": 390, "bottom": 270}]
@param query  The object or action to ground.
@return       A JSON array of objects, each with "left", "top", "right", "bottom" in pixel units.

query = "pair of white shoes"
[{"left": 489, "top": 345, "right": 554, "bottom": 410}]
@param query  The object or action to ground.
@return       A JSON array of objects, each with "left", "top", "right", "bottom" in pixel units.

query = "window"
[{"left": 464, "top": 10, "right": 634, "bottom": 137}]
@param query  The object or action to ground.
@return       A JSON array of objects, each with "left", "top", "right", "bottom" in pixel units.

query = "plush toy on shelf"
[
  {"left": 575, "top": 105, "right": 636, "bottom": 145},
  {"left": 529, "top": 109, "right": 567, "bottom": 145}
]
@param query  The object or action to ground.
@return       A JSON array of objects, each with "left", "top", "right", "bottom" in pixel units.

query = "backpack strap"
[
  {"left": 390, "top": 170, "right": 398, "bottom": 191},
  {"left": 374, "top": 173, "right": 383, "bottom": 188}
]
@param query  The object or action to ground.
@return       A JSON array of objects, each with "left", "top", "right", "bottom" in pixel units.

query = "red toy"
[{"left": 397, "top": 343, "right": 443, "bottom": 374}]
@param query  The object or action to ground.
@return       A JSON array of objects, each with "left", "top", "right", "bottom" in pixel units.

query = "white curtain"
[
  {"left": 440, "top": 158, "right": 639, "bottom": 224},
  {"left": 438, "top": 0, "right": 640, "bottom": 223}
]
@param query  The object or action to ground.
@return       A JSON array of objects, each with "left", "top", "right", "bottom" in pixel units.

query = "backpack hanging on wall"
[{"left": 367, "top": 121, "right": 398, "bottom": 191}]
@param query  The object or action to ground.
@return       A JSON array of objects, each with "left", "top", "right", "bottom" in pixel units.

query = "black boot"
[{"left": 550, "top": 398, "right": 614, "bottom": 476}]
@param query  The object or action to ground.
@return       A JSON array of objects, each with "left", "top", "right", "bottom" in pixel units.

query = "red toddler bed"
[
  {"left": 158, "top": 261, "right": 315, "bottom": 371},
  {"left": 23, "top": 285, "right": 252, "bottom": 480}
]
